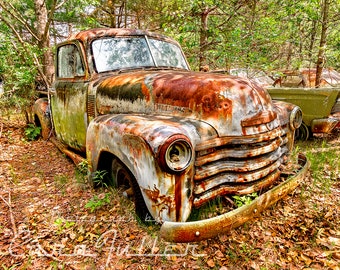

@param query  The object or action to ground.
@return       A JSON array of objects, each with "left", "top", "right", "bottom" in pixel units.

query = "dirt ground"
[{"left": 0, "top": 115, "right": 339, "bottom": 269}]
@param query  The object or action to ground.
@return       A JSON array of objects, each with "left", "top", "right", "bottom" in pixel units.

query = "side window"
[{"left": 57, "top": 44, "right": 85, "bottom": 78}]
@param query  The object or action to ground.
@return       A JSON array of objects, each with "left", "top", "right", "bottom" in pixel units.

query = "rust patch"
[
  {"left": 98, "top": 77, "right": 145, "bottom": 101},
  {"left": 193, "top": 169, "right": 281, "bottom": 208},
  {"left": 241, "top": 110, "right": 277, "bottom": 127},
  {"left": 142, "top": 185, "right": 175, "bottom": 218},
  {"left": 312, "top": 118, "right": 340, "bottom": 133},
  {"left": 175, "top": 174, "right": 182, "bottom": 221},
  {"left": 151, "top": 71, "right": 268, "bottom": 122},
  {"left": 152, "top": 72, "right": 238, "bottom": 115},
  {"left": 69, "top": 28, "right": 180, "bottom": 48}
]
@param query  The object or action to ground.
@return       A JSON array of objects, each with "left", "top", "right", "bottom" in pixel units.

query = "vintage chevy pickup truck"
[{"left": 33, "top": 28, "right": 308, "bottom": 242}]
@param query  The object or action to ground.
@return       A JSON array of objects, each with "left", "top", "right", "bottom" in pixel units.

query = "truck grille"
[
  {"left": 87, "top": 94, "right": 96, "bottom": 118},
  {"left": 193, "top": 126, "right": 288, "bottom": 207}
]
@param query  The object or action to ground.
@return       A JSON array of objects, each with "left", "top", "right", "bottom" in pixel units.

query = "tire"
[
  {"left": 33, "top": 99, "right": 52, "bottom": 140},
  {"left": 36, "top": 114, "right": 52, "bottom": 140},
  {"left": 110, "top": 158, "right": 152, "bottom": 223},
  {"left": 295, "top": 122, "right": 310, "bottom": 141}
]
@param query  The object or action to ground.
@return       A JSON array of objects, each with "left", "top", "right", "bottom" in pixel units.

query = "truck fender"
[{"left": 86, "top": 114, "right": 209, "bottom": 223}]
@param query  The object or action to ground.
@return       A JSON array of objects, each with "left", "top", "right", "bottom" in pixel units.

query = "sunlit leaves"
[
  {"left": 1, "top": 0, "right": 340, "bottom": 108},
  {"left": 155, "top": 0, "right": 340, "bottom": 71},
  {"left": 0, "top": 35, "right": 37, "bottom": 108}
]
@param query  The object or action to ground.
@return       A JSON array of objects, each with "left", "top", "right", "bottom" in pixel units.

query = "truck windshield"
[{"left": 92, "top": 36, "right": 188, "bottom": 73}]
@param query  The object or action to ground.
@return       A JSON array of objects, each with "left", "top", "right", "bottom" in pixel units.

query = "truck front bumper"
[{"left": 160, "top": 153, "right": 309, "bottom": 243}]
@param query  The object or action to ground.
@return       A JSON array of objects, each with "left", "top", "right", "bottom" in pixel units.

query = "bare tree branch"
[
  {"left": 0, "top": 15, "right": 27, "bottom": 48},
  {"left": 55, "top": 0, "right": 68, "bottom": 10},
  {"left": 0, "top": 190, "right": 18, "bottom": 237},
  {"left": 0, "top": 0, "right": 40, "bottom": 42}
]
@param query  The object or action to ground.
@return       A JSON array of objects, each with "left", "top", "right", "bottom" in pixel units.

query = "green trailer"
[{"left": 267, "top": 87, "right": 340, "bottom": 140}]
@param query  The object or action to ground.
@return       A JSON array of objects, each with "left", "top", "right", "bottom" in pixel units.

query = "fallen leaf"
[
  {"left": 77, "top": 235, "right": 84, "bottom": 242},
  {"left": 207, "top": 259, "right": 215, "bottom": 268},
  {"left": 300, "top": 253, "right": 312, "bottom": 266}
]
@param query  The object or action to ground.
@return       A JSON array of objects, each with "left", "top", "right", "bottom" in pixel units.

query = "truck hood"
[{"left": 95, "top": 70, "right": 279, "bottom": 136}]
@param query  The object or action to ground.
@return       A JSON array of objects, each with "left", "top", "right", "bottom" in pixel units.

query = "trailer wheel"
[{"left": 110, "top": 158, "right": 152, "bottom": 223}]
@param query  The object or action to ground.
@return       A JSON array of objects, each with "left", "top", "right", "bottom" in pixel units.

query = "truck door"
[{"left": 50, "top": 43, "right": 89, "bottom": 152}]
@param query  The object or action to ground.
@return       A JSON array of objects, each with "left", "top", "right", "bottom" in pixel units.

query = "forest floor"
[{"left": 0, "top": 113, "right": 339, "bottom": 270}]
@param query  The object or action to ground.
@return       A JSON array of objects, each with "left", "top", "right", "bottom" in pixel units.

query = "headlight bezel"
[
  {"left": 158, "top": 134, "right": 193, "bottom": 174},
  {"left": 289, "top": 106, "right": 303, "bottom": 130}
]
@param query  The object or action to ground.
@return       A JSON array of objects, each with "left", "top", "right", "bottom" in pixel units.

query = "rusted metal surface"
[
  {"left": 96, "top": 71, "right": 278, "bottom": 137},
  {"left": 34, "top": 28, "right": 306, "bottom": 227},
  {"left": 88, "top": 90, "right": 293, "bottom": 223},
  {"left": 70, "top": 28, "right": 180, "bottom": 48},
  {"left": 160, "top": 153, "right": 309, "bottom": 243},
  {"left": 86, "top": 114, "right": 202, "bottom": 222},
  {"left": 193, "top": 169, "right": 281, "bottom": 208},
  {"left": 312, "top": 118, "right": 340, "bottom": 133}
]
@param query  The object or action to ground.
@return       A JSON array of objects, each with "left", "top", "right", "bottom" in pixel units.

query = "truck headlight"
[
  {"left": 158, "top": 135, "right": 193, "bottom": 173},
  {"left": 290, "top": 106, "right": 303, "bottom": 130}
]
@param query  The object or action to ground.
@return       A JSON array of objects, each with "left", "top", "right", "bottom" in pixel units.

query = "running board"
[{"left": 50, "top": 137, "right": 86, "bottom": 165}]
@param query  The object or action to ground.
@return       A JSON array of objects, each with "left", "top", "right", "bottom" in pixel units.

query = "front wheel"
[
  {"left": 110, "top": 158, "right": 152, "bottom": 223},
  {"left": 295, "top": 122, "right": 311, "bottom": 141},
  {"left": 33, "top": 98, "right": 52, "bottom": 140}
]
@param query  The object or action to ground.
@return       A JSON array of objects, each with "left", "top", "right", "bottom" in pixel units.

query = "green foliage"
[
  {"left": 49, "top": 261, "right": 59, "bottom": 270},
  {"left": 93, "top": 170, "right": 108, "bottom": 188},
  {"left": 75, "top": 160, "right": 89, "bottom": 185},
  {"left": 53, "top": 0, "right": 100, "bottom": 29},
  {"left": 232, "top": 193, "right": 258, "bottom": 208},
  {"left": 304, "top": 140, "right": 339, "bottom": 193},
  {"left": 188, "top": 196, "right": 225, "bottom": 221},
  {"left": 1, "top": 0, "right": 340, "bottom": 107},
  {"left": 75, "top": 160, "right": 89, "bottom": 186},
  {"left": 157, "top": 0, "right": 340, "bottom": 71},
  {"left": 189, "top": 191, "right": 259, "bottom": 221},
  {"left": 85, "top": 193, "right": 111, "bottom": 212},
  {"left": 54, "top": 174, "right": 69, "bottom": 186},
  {"left": 24, "top": 123, "right": 41, "bottom": 141},
  {"left": 54, "top": 217, "right": 75, "bottom": 234},
  {"left": 54, "top": 174, "right": 69, "bottom": 195},
  {"left": 0, "top": 0, "right": 98, "bottom": 110},
  {"left": 77, "top": 160, "right": 89, "bottom": 174},
  {"left": 0, "top": 33, "right": 38, "bottom": 110}
]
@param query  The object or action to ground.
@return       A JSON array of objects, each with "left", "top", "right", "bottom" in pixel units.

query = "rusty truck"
[{"left": 33, "top": 28, "right": 308, "bottom": 242}]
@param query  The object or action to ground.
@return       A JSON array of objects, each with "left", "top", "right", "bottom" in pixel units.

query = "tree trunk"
[
  {"left": 107, "top": 0, "right": 116, "bottom": 27},
  {"left": 199, "top": 8, "right": 209, "bottom": 70},
  {"left": 315, "top": 0, "right": 330, "bottom": 88},
  {"left": 308, "top": 20, "right": 317, "bottom": 68},
  {"left": 34, "top": 0, "right": 54, "bottom": 88}
]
